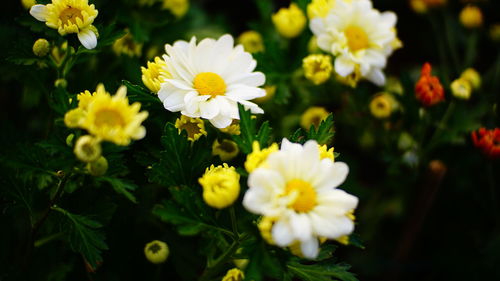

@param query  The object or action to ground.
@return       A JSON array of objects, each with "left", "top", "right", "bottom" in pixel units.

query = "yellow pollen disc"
[
  {"left": 193, "top": 72, "right": 226, "bottom": 98},
  {"left": 94, "top": 109, "right": 125, "bottom": 127},
  {"left": 344, "top": 26, "right": 369, "bottom": 52},
  {"left": 59, "top": 7, "right": 83, "bottom": 25},
  {"left": 285, "top": 179, "right": 317, "bottom": 212}
]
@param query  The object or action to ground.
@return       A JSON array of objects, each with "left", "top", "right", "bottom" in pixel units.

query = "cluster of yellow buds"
[{"left": 450, "top": 68, "right": 481, "bottom": 100}]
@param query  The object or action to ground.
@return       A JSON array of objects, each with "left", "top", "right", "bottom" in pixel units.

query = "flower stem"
[
  {"left": 425, "top": 101, "right": 456, "bottom": 152},
  {"left": 199, "top": 240, "right": 240, "bottom": 281}
]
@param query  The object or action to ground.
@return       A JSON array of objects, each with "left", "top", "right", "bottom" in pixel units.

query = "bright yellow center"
[
  {"left": 284, "top": 179, "right": 317, "bottom": 212},
  {"left": 59, "top": 7, "right": 83, "bottom": 25},
  {"left": 94, "top": 109, "right": 125, "bottom": 127},
  {"left": 344, "top": 26, "right": 369, "bottom": 52},
  {"left": 193, "top": 72, "right": 226, "bottom": 98}
]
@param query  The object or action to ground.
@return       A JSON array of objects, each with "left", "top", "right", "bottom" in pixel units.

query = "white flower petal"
[
  {"left": 272, "top": 219, "right": 294, "bottom": 247},
  {"left": 290, "top": 213, "right": 312, "bottom": 242},
  {"left": 335, "top": 56, "right": 355, "bottom": 77},
  {"left": 366, "top": 68, "right": 386, "bottom": 86},
  {"left": 199, "top": 99, "right": 220, "bottom": 119},
  {"left": 77, "top": 28, "right": 98, "bottom": 50},
  {"left": 209, "top": 114, "right": 233, "bottom": 128},
  {"left": 30, "top": 5, "right": 48, "bottom": 22},
  {"left": 300, "top": 238, "right": 319, "bottom": 259},
  {"left": 314, "top": 161, "right": 349, "bottom": 191}
]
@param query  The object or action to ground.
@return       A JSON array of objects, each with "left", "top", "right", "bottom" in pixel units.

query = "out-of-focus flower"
[
  {"left": 212, "top": 139, "right": 239, "bottom": 161},
  {"left": 158, "top": 35, "right": 265, "bottom": 128},
  {"left": 272, "top": 3, "right": 306, "bottom": 39},
  {"left": 144, "top": 240, "right": 169, "bottom": 264},
  {"left": 74, "top": 135, "right": 101, "bottom": 163},
  {"left": 450, "top": 78, "right": 472, "bottom": 100},
  {"left": 112, "top": 30, "right": 142, "bottom": 57},
  {"left": 162, "top": 0, "right": 189, "bottom": 18},
  {"left": 22, "top": 0, "right": 36, "bottom": 9},
  {"left": 243, "top": 139, "right": 358, "bottom": 259},
  {"left": 51, "top": 41, "right": 69, "bottom": 66},
  {"left": 460, "top": 5, "right": 483, "bottom": 29},
  {"left": 245, "top": 141, "right": 279, "bottom": 173},
  {"left": 33, "top": 38, "right": 50, "bottom": 57},
  {"left": 30, "top": 0, "right": 99, "bottom": 49},
  {"left": 370, "top": 92, "right": 397, "bottom": 119},
  {"left": 461, "top": 68, "right": 481, "bottom": 89},
  {"left": 220, "top": 120, "right": 241, "bottom": 135},
  {"left": 386, "top": 76, "right": 404, "bottom": 95},
  {"left": 410, "top": 0, "right": 447, "bottom": 14},
  {"left": 318, "top": 144, "right": 334, "bottom": 161},
  {"left": 310, "top": 0, "right": 401, "bottom": 86},
  {"left": 222, "top": 268, "right": 244, "bottom": 281},
  {"left": 238, "top": 31, "right": 264, "bottom": 53},
  {"left": 307, "top": 36, "right": 320, "bottom": 53},
  {"left": 253, "top": 85, "right": 276, "bottom": 104},
  {"left": 402, "top": 149, "right": 419, "bottom": 168},
  {"left": 335, "top": 67, "right": 362, "bottom": 88},
  {"left": 471, "top": 128, "right": 500, "bottom": 158},
  {"left": 490, "top": 24, "right": 500, "bottom": 42},
  {"left": 233, "top": 258, "right": 249, "bottom": 269},
  {"left": 175, "top": 115, "right": 207, "bottom": 142},
  {"left": 54, "top": 78, "right": 67, "bottom": 88},
  {"left": 415, "top": 63, "right": 444, "bottom": 106},
  {"left": 199, "top": 164, "right": 240, "bottom": 209},
  {"left": 398, "top": 132, "right": 417, "bottom": 151},
  {"left": 87, "top": 156, "right": 108, "bottom": 176},
  {"left": 301, "top": 106, "right": 329, "bottom": 130},
  {"left": 307, "top": 0, "right": 334, "bottom": 19},
  {"left": 303, "top": 54, "right": 333, "bottom": 85},
  {"left": 64, "top": 84, "right": 148, "bottom": 146},
  {"left": 141, "top": 56, "right": 171, "bottom": 93}
]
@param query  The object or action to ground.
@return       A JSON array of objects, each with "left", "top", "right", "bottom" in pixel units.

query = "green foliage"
[
  {"left": 287, "top": 261, "right": 358, "bottom": 281},
  {"left": 96, "top": 177, "right": 138, "bottom": 203},
  {"left": 232, "top": 103, "right": 273, "bottom": 154}
]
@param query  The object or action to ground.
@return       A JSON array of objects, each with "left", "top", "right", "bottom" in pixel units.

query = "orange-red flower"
[
  {"left": 415, "top": 63, "right": 445, "bottom": 106},
  {"left": 471, "top": 128, "right": 500, "bottom": 159}
]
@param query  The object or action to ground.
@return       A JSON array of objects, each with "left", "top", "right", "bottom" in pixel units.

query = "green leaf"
[
  {"left": 96, "top": 177, "right": 138, "bottom": 203},
  {"left": 287, "top": 261, "right": 358, "bottom": 281},
  {"left": 53, "top": 207, "right": 108, "bottom": 269},
  {"left": 122, "top": 80, "right": 163, "bottom": 106},
  {"left": 307, "top": 114, "right": 335, "bottom": 145},
  {"left": 232, "top": 104, "right": 273, "bottom": 154}
]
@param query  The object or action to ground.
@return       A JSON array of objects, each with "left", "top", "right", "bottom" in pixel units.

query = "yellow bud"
[
  {"left": 87, "top": 156, "right": 108, "bottom": 176},
  {"left": 245, "top": 141, "right": 279, "bottom": 173},
  {"left": 74, "top": 135, "right": 102, "bottom": 163},
  {"left": 460, "top": 5, "right": 483, "bottom": 29},
  {"left": 54, "top": 78, "right": 67, "bottom": 88},
  {"left": 233, "top": 259, "right": 249, "bottom": 270},
  {"left": 303, "top": 54, "right": 333, "bottom": 85},
  {"left": 198, "top": 164, "right": 240, "bottom": 209},
  {"left": 490, "top": 24, "right": 500, "bottom": 42},
  {"left": 300, "top": 106, "right": 329, "bottom": 130},
  {"left": 450, "top": 78, "right": 472, "bottom": 100},
  {"left": 64, "top": 108, "right": 86, "bottom": 128},
  {"left": 21, "top": 0, "right": 36, "bottom": 9},
  {"left": 175, "top": 115, "right": 207, "bottom": 142},
  {"left": 272, "top": 3, "right": 306, "bottom": 39},
  {"left": 33, "top": 38, "right": 50, "bottom": 57},
  {"left": 410, "top": 0, "right": 427, "bottom": 14},
  {"left": 460, "top": 68, "right": 481, "bottom": 89},
  {"left": 162, "top": 0, "right": 189, "bottom": 18},
  {"left": 238, "top": 31, "right": 264, "bottom": 53},
  {"left": 144, "top": 240, "right": 169, "bottom": 264},
  {"left": 222, "top": 268, "right": 244, "bottom": 281},
  {"left": 369, "top": 93, "right": 396, "bottom": 119},
  {"left": 66, "top": 134, "right": 75, "bottom": 147},
  {"left": 212, "top": 139, "right": 239, "bottom": 162}
]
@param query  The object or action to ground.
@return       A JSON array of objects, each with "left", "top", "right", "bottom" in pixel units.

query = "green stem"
[
  {"left": 229, "top": 207, "right": 239, "bottom": 236},
  {"left": 34, "top": 232, "right": 64, "bottom": 247},
  {"left": 443, "top": 11, "right": 460, "bottom": 74},
  {"left": 426, "top": 101, "right": 456, "bottom": 152},
  {"left": 199, "top": 241, "right": 240, "bottom": 281},
  {"left": 428, "top": 15, "right": 451, "bottom": 86}
]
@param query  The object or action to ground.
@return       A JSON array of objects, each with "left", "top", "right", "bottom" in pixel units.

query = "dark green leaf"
[
  {"left": 287, "top": 261, "right": 358, "bottom": 281},
  {"left": 307, "top": 114, "right": 335, "bottom": 145},
  {"left": 96, "top": 177, "right": 138, "bottom": 203}
]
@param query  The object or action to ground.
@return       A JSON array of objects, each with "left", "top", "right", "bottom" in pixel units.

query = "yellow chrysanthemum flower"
[
  {"left": 460, "top": 68, "right": 481, "bottom": 89},
  {"left": 112, "top": 30, "right": 142, "bottom": 57},
  {"left": 64, "top": 84, "right": 148, "bottom": 146},
  {"left": 318, "top": 144, "right": 334, "bottom": 161},
  {"left": 245, "top": 141, "right": 279, "bottom": 173},
  {"left": 460, "top": 5, "right": 483, "bottom": 29},
  {"left": 222, "top": 268, "right": 245, "bottom": 281},
  {"left": 212, "top": 139, "right": 239, "bottom": 161},
  {"left": 30, "top": 0, "right": 99, "bottom": 49},
  {"left": 220, "top": 120, "right": 241, "bottom": 135},
  {"left": 33, "top": 38, "right": 50, "bottom": 57},
  {"left": 144, "top": 240, "right": 169, "bottom": 264},
  {"left": 450, "top": 78, "right": 472, "bottom": 100},
  {"left": 272, "top": 3, "right": 306, "bottom": 39},
  {"left": 198, "top": 164, "right": 240, "bottom": 209},
  {"left": 303, "top": 54, "right": 333, "bottom": 85},
  {"left": 369, "top": 92, "right": 397, "bottom": 119},
  {"left": 238, "top": 30, "right": 264, "bottom": 54},
  {"left": 74, "top": 135, "right": 101, "bottom": 163},
  {"left": 162, "top": 0, "right": 189, "bottom": 18},
  {"left": 141, "top": 56, "right": 170, "bottom": 93},
  {"left": 175, "top": 115, "right": 207, "bottom": 142},
  {"left": 300, "top": 106, "right": 329, "bottom": 130},
  {"left": 307, "top": 0, "right": 335, "bottom": 19}
]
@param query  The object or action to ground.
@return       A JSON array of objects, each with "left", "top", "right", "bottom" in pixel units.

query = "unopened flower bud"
[
  {"left": 74, "top": 135, "right": 101, "bottom": 163},
  {"left": 87, "top": 156, "right": 108, "bottom": 176},
  {"left": 144, "top": 240, "right": 169, "bottom": 264},
  {"left": 33, "top": 38, "right": 50, "bottom": 57}
]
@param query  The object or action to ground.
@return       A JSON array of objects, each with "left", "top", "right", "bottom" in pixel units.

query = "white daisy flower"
[
  {"left": 310, "top": 0, "right": 401, "bottom": 86},
  {"left": 243, "top": 139, "right": 358, "bottom": 259},
  {"left": 158, "top": 34, "right": 266, "bottom": 128}
]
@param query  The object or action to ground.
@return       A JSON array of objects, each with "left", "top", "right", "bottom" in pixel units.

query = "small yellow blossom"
[
  {"left": 22, "top": 0, "right": 36, "bottom": 9},
  {"left": 253, "top": 85, "right": 276, "bottom": 104},
  {"left": 460, "top": 68, "right": 481, "bottom": 89},
  {"left": 33, "top": 38, "right": 50, "bottom": 57},
  {"left": 272, "top": 3, "right": 306, "bottom": 39},
  {"left": 141, "top": 56, "right": 170, "bottom": 93},
  {"left": 113, "top": 30, "right": 142, "bottom": 57},
  {"left": 222, "top": 268, "right": 244, "bottom": 281},
  {"left": 451, "top": 78, "right": 472, "bottom": 100},
  {"left": 307, "top": 0, "right": 334, "bottom": 19},
  {"left": 144, "top": 240, "right": 169, "bottom": 264},
  {"left": 198, "top": 164, "right": 240, "bottom": 209},
  {"left": 303, "top": 54, "right": 333, "bottom": 85},
  {"left": 233, "top": 259, "right": 249, "bottom": 269},
  {"left": 74, "top": 135, "right": 101, "bottom": 163},
  {"left": 175, "top": 115, "right": 207, "bottom": 142},
  {"left": 410, "top": 0, "right": 447, "bottom": 14},
  {"left": 162, "top": 0, "right": 189, "bottom": 18},
  {"left": 245, "top": 141, "right": 279, "bottom": 173},
  {"left": 335, "top": 67, "right": 362, "bottom": 88},
  {"left": 318, "top": 144, "right": 334, "bottom": 161},
  {"left": 490, "top": 24, "right": 500, "bottom": 42},
  {"left": 300, "top": 106, "right": 329, "bottom": 130},
  {"left": 370, "top": 92, "right": 397, "bottom": 119},
  {"left": 238, "top": 30, "right": 264, "bottom": 53},
  {"left": 87, "top": 156, "right": 108, "bottom": 176},
  {"left": 220, "top": 120, "right": 241, "bottom": 135},
  {"left": 257, "top": 216, "right": 276, "bottom": 244},
  {"left": 30, "top": 0, "right": 99, "bottom": 49},
  {"left": 212, "top": 139, "right": 239, "bottom": 162},
  {"left": 460, "top": 5, "right": 483, "bottom": 29}
]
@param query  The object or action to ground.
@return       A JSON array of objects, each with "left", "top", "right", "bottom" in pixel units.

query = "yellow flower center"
[
  {"left": 59, "top": 7, "right": 83, "bottom": 25},
  {"left": 193, "top": 72, "right": 226, "bottom": 98},
  {"left": 345, "top": 26, "right": 369, "bottom": 52},
  {"left": 94, "top": 109, "right": 125, "bottom": 127},
  {"left": 285, "top": 179, "right": 317, "bottom": 212}
]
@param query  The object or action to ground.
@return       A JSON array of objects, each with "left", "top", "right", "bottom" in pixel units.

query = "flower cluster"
[{"left": 472, "top": 128, "right": 500, "bottom": 159}]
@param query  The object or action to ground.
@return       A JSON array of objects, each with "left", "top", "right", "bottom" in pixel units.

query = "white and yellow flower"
[
  {"left": 30, "top": 0, "right": 99, "bottom": 49},
  {"left": 243, "top": 139, "right": 358, "bottom": 259},
  {"left": 158, "top": 34, "right": 265, "bottom": 128},
  {"left": 309, "top": 0, "right": 401, "bottom": 86}
]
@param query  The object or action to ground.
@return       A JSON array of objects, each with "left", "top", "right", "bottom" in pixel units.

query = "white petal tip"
[{"left": 78, "top": 29, "right": 98, "bottom": 50}]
